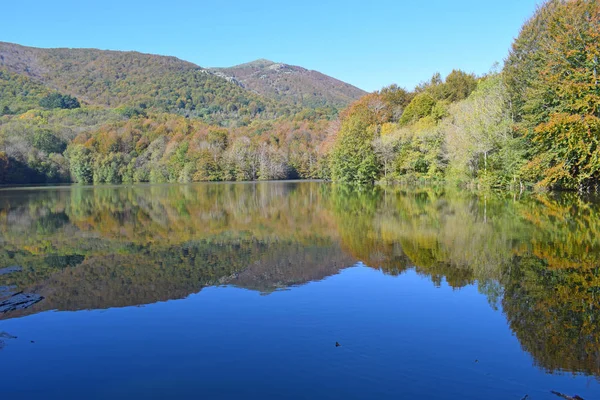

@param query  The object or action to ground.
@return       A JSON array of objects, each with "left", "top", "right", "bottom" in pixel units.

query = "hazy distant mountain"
[{"left": 211, "top": 59, "right": 366, "bottom": 108}]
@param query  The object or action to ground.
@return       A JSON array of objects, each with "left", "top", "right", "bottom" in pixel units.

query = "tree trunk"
[{"left": 484, "top": 151, "right": 487, "bottom": 175}]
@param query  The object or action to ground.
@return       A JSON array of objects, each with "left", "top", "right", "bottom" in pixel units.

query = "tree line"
[{"left": 330, "top": 0, "right": 600, "bottom": 191}]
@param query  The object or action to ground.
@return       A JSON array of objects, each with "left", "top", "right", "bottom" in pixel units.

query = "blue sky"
[{"left": 0, "top": 0, "right": 539, "bottom": 92}]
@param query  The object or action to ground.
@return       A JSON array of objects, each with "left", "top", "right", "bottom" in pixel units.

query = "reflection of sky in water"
[{"left": 1, "top": 266, "right": 598, "bottom": 400}]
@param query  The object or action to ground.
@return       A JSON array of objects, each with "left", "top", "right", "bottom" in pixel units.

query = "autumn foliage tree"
[
  {"left": 506, "top": 0, "right": 600, "bottom": 190},
  {"left": 330, "top": 93, "right": 399, "bottom": 184}
]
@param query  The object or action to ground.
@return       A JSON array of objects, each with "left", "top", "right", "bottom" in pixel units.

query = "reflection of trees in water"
[
  {"left": 0, "top": 183, "right": 351, "bottom": 317},
  {"left": 329, "top": 186, "right": 600, "bottom": 377},
  {"left": 0, "top": 183, "right": 599, "bottom": 377},
  {"left": 328, "top": 186, "right": 511, "bottom": 286},
  {"left": 504, "top": 255, "right": 600, "bottom": 376},
  {"left": 502, "top": 194, "right": 600, "bottom": 377}
]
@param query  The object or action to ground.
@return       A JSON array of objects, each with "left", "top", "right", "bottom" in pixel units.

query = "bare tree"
[{"left": 372, "top": 135, "right": 397, "bottom": 181}]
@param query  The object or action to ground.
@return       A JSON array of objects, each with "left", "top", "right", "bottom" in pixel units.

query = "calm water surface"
[{"left": 0, "top": 182, "right": 598, "bottom": 399}]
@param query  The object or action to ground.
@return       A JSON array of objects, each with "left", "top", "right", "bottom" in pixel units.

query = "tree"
[
  {"left": 330, "top": 113, "right": 379, "bottom": 184},
  {"left": 442, "top": 70, "right": 478, "bottom": 102},
  {"left": 398, "top": 93, "right": 436, "bottom": 125},
  {"left": 442, "top": 74, "right": 518, "bottom": 185},
  {"left": 505, "top": 0, "right": 600, "bottom": 190},
  {"left": 378, "top": 84, "right": 414, "bottom": 121},
  {"left": 30, "top": 129, "right": 68, "bottom": 154},
  {"left": 39, "top": 93, "right": 81, "bottom": 109},
  {"left": 372, "top": 135, "right": 396, "bottom": 181},
  {"left": 67, "top": 145, "right": 94, "bottom": 184},
  {"left": 226, "top": 136, "right": 259, "bottom": 181},
  {"left": 415, "top": 72, "right": 443, "bottom": 94},
  {"left": 207, "top": 128, "right": 229, "bottom": 151},
  {"left": 258, "top": 143, "right": 288, "bottom": 180}
]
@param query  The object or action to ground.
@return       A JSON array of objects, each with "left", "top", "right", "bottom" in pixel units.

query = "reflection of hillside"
[
  {"left": 228, "top": 241, "right": 355, "bottom": 293},
  {"left": 1, "top": 183, "right": 599, "bottom": 377},
  {"left": 0, "top": 183, "right": 354, "bottom": 320},
  {"left": 2, "top": 239, "right": 354, "bottom": 320},
  {"left": 0, "top": 183, "right": 341, "bottom": 290}
]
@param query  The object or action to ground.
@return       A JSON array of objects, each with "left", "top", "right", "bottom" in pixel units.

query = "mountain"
[
  {"left": 0, "top": 42, "right": 355, "bottom": 185},
  {"left": 211, "top": 59, "right": 366, "bottom": 108},
  {"left": 0, "top": 42, "right": 364, "bottom": 121},
  {"left": 0, "top": 42, "right": 296, "bottom": 123}
]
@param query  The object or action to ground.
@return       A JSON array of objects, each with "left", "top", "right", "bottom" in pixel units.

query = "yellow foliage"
[{"left": 380, "top": 122, "right": 397, "bottom": 136}]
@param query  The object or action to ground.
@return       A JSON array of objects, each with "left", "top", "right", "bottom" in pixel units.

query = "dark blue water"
[
  {"left": 0, "top": 267, "right": 595, "bottom": 399},
  {"left": 0, "top": 183, "right": 598, "bottom": 399}
]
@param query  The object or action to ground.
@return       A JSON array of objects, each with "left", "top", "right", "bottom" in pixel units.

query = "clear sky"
[{"left": 0, "top": 0, "right": 539, "bottom": 92}]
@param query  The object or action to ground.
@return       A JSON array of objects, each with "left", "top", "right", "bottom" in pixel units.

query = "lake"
[{"left": 0, "top": 182, "right": 598, "bottom": 399}]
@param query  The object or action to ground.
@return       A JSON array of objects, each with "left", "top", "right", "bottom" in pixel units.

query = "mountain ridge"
[
  {"left": 211, "top": 58, "right": 366, "bottom": 108},
  {"left": 1, "top": 40, "right": 279, "bottom": 123},
  {"left": 0, "top": 41, "right": 365, "bottom": 114}
]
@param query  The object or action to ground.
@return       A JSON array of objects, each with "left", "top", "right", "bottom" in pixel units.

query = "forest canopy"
[{"left": 328, "top": 0, "right": 600, "bottom": 190}]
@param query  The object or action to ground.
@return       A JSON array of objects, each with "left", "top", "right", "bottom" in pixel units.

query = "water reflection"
[{"left": 0, "top": 182, "right": 599, "bottom": 379}]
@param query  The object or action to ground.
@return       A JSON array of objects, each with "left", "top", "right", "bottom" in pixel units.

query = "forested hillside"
[
  {"left": 1, "top": 0, "right": 598, "bottom": 190},
  {"left": 0, "top": 43, "right": 341, "bottom": 184},
  {"left": 0, "top": 42, "right": 297, "bottom": 123},
  {"left": 211, "top": 59, "right": 366, "bottom": 108}
]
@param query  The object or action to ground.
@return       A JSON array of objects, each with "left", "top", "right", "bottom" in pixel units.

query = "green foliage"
[
  {"left": 0, "top": 107, "right": 124, "bottom": 183},
  {"left": 398, "top": 93, "right": 436, "bottom": 125},
  {"left": 330, "top": 114, "right": 378, "bottom": 184},
  {"left": 67, "top": 144, "right": 94, "bottom": 184},
  {"left": 39, "top": 93, "right": 80, "bottom": 109},
  {"left": 0, "top": 68, "right": 50, "bottom": 114},
  {"left": 378, "top": 84, "right": 414, "bottom": 120},
  {"left": 378, "top": 118, "right": 443, "bottom": 182},
  {"left": 329, "top": 68, "right": 495, "bottom": 185},
  {"left": 30, "top": 129, "right": 68, "bottom": 154},
  {"left": 93, "top": 153, "right": 131, "bottom": 184},
  {"left": 115, "top": 106, "right": 146, "bottom": 118},
  {"left": 440, "top": 69, "right": 478, "bottom": 102},
  {"left": 503, "top": 0, "right": 562, "bottom": 125},
  {"left": 399, "top": 70, "right": 477, "bottom": 127},
  {"left": 51, "top": 112, "right": 332, "bottom": 185},
  {"left": 442, "top": 74, "right": 523, "bottom": 187},
  {"left": 524, "top": 114, "right": 600, "bottom": 190},
  {"left": 414, "top": 70, "right": 477, "bottom": 103}
]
